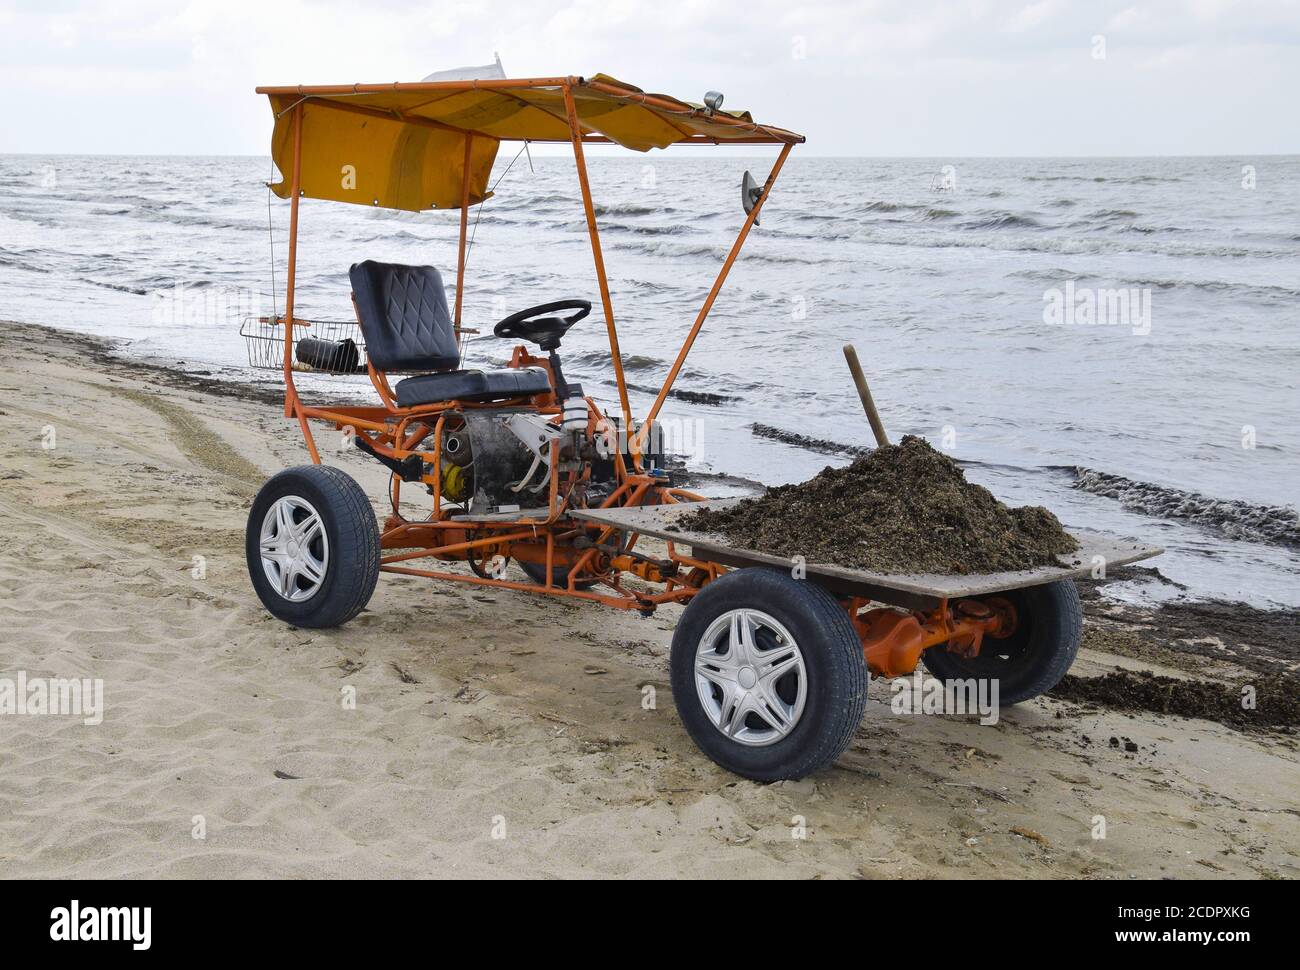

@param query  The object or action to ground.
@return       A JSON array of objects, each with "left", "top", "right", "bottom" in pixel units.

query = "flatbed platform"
[{"left": 573, "top": 500, "right": 1162, "bottom": 610}]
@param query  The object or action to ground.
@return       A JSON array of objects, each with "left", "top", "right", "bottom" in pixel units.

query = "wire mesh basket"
[{"left": 239, "top": 316, "right": 369, "bottom": 373}]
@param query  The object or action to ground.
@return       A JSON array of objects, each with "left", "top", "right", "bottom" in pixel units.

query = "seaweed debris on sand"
[
  {"left": 1050, "top": 669, "right": 1300, "bottom": 732},
  {"left": 675, "top": 435, "right": 1078, "bottom": 574}
]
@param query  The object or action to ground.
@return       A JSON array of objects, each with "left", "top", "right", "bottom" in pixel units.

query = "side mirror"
[{"left": 741, "top": 170, "right": 764, "bottom": 225}]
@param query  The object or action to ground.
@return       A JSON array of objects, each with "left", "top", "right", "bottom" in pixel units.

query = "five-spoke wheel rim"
[
  {"left": 260, "top": 495, "right": 329, "bottom": 602},
  {"left": 694, "top": 609, "right": 807, "bottom": 747}
]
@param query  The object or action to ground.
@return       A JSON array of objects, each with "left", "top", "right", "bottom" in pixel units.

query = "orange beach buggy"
[{"left": 245, "top": 74, "right": 1159, "bottom": 780}]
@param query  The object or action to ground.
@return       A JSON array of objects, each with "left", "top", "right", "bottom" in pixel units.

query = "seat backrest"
[{"left": 349, "top": 260, "right": 460, "bottom": 372}]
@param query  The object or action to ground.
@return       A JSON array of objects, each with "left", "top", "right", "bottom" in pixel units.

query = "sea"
[{"left": 1, "top": 152, "right": 1296, "bottom": 608}]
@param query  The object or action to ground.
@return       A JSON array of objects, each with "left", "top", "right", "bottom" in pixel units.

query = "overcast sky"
[{"left": 1, "top": 0, "right": 1296, "bottom": 156}]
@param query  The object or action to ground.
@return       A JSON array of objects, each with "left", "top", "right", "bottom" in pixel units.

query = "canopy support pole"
[
  {"left": 282, "top": 101, "right": 320, "bottom": 463},
  {"left": 642, "top": 143, "right": 792, "bottom": 438},
  {"left": 454, "top": 133, "right": 473, "bottom": 341},
  {"left": 562, "top": 83, "right": 634, "bottom": 454}
]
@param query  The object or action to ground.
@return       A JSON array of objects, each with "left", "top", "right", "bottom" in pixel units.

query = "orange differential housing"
[
  {"left": 854, "top": 600, "right": 1016, "bottom": 678},
  {"left": 855, "top": 610, "right": 927, "bottom": 679}
]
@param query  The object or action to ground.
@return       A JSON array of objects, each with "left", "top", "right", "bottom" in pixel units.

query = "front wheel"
[
  {"left": 670, "top": 568, "right": 869, "bottom": 782},
  {"left": 922, "top": 580, "right": 1082, "bottom": 704},
  {"left": 246, "top": 465, "right": 380, "bottom": 628}
]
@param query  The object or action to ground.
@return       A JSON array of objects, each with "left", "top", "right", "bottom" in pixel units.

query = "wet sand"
[{"left": 0, "top": 321, "right": 1296, "bottom": 879}]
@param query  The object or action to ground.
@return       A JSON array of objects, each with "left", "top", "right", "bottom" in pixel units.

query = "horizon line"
[{"left": 2, "top": 151, "right": 1297, "bottom": 160}]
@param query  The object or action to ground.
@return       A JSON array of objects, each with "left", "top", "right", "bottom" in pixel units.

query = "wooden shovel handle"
[{"left": 842, "top": 344, "right": 890, "bottom": 448}]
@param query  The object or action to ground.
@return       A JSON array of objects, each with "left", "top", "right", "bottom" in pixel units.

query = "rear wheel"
[
  {"left": 670, "top": 568, "right": 869, "bottom": 781},
  {"left": 922, "top": 580, "right": 1082, "bottom": 704},
  {"left": 246, "top": 465, "right": 380, "bottom": 628},
  {"left": 465, "top": 534, "right": 510, "bottom": 580},
  {"left": 517, "top": 528, "right": 626, "bottom": 590},
  {"left": 518, "top": 560, "right": 599, "bottom": 590}
]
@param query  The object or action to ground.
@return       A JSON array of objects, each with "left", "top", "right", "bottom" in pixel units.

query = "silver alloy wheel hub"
[
  {"left": 694, "top": 608, "right": 808, "bottom": 746},
  {"left": 260, "top": 495, "right": 329, "bottom": 602}
]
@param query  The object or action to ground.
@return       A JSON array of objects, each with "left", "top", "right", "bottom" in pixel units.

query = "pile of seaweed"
[
  {"left": 1050, "top": 670, "right": 1300, "bottom": 732},
  {"left": 675, "top": 435, "right": 1078, "bottom": 574}
]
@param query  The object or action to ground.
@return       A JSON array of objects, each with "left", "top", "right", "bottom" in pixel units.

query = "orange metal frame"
[
  {"left": 271, "top": 78, "right": 788, "bottom": 616},
  {"left": 266, "top": 76, "right": 1009, "bottom": 672}
]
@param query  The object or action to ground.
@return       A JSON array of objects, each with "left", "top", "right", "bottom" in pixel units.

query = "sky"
[{"left": 1, "top": 0, "right": 1297, "bottom": 156}]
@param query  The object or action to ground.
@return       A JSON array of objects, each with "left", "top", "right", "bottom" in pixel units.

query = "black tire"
[
  {"left": 517, "top": 560, "right": 599, "bottom": 591},
  {"left": 246, "top": 465, "right": 380, "bottom": 629},
  {"left": 669, "top": 568, "right": 869, "bottom": 782},
  {"left": 518, "top": 528, "right": 625, "bottom": 590},
  {"left": 464, "top": 532, "right": 510, "bottom": 580},
  {"left": 469, "top": 552, "right": 510, "bottom": 580},
  {"left": 922, "top": 580, "right": 1082, "bottom": 705}
]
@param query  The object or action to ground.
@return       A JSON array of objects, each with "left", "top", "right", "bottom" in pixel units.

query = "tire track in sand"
[{"left": 91, "top": 383, "right": 264, "bottom": 497}]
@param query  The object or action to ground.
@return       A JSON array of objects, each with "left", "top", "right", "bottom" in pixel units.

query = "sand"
[{"left": 0, "top": 321, "right": 1297, "bottom": 879}]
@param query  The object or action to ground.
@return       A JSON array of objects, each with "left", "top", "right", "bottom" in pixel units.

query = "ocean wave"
[
  {"left": 599, "top": 221, "right": 701, "bottom": 237},
  {"left": 609, "top": 240, "right": 720, "bottom": 259},
  {"left": 1119, "top": 276, "right": 1300, "bottom": 300},
  {"left": 0, "top": 249, "right": 200, "bottom": 297},
  {"left": 741, "top": 249, "right": 827, "bottom": 265},
  {"left": 855, "top": 200, "right": 960, "bottom": 219},
  {"left": 960, "top": 212, "right": 1043, "bottom": 231},
  {"left": 789, "top": 212, "right": 850, "bottom": 223},
  {"left": 567, "top": 350, "right": 665, "bottom": 372},
  {"left": 1025, "top": 174, "right": 1184, "bottom": 185},
  {"left": 0, "top": 210, "right": 61, "bottom": 229},
  {"left": 861, "top": 231, "right": 1292, "bottom": 260},
  {"left": 592, "top": 203, "right": 674, "bottom": 217},
  {"left": 606, "top": 239, "right": 829, "bottom": 265},
  {"left": 117, "top": 205, "right": 265, "bottom": 233},
  {"left": 1005, "top": 269, "right": 1300, "bottom": 301},
  {"left": 1072, "top": 468, "right": 1300, "bottom": 549},
  {"left": 494, "top": 192, "right": 576, "bottom": 209},
  {"left": 0, "top": 251, "right": 52, "bottom": 273},
  {"left": 80, "top": 279, "right": 150, "bottom": 295}
]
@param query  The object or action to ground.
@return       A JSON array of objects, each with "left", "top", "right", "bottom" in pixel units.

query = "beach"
[{"left": 0, "top": 320, "right": 1296, "bottom": 879}]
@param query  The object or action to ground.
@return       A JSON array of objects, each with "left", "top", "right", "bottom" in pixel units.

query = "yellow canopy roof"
[{"left": 258, "top": 74, "right": 803, "bottom": 213}]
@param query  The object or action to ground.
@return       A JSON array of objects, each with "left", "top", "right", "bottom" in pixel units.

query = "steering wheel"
[{"left": 494, "top": 299, "right": 591, "bottom": 350}]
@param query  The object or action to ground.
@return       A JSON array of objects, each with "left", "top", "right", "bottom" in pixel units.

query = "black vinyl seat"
[
  {"left": 394, "top": 368, "right": 551, "bottom": 407},
  {"left": 349, "top": 260, "right": 552, "bottom": 407}
]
